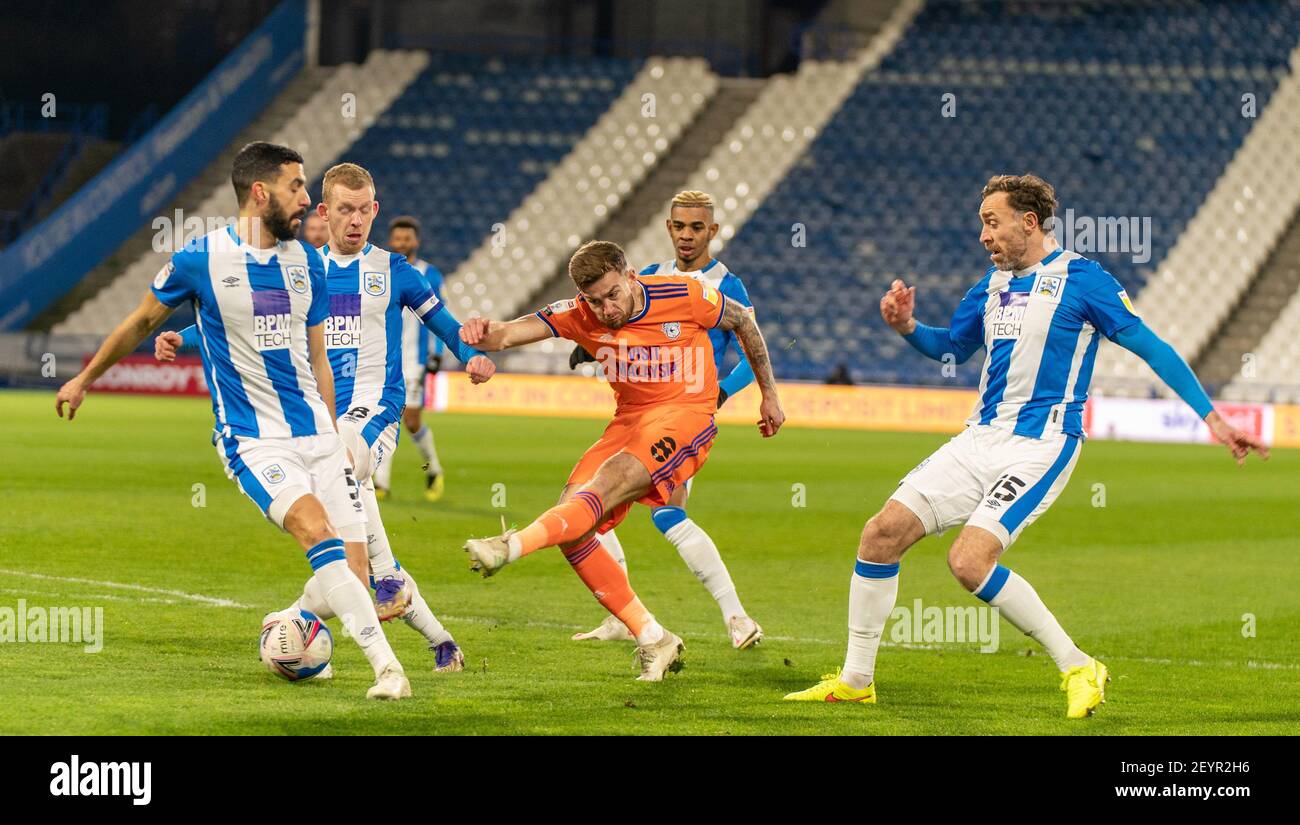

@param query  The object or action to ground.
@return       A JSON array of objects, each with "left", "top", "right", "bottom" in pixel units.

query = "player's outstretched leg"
[
  {"left": 785, "top": 500, "right": 923, "bottom": 703},
  {"left": 360, "top": 481, "right": 463, "bottom": 672},
  {"left": 650, "top": 505, "right": 761, "bottom": 650},
  {"left": 949, "top": 527, "right": 1108, "bottom": 719},
  {"left": 464, "top": 453, "right": 684, "bottom": 681},
  {"left": 282, "top": 495, "right": 409, "bottom": 700}
]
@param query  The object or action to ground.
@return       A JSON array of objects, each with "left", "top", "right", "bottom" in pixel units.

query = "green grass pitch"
[{"left": 0, "top": 389, "right": 1295, "bottom": 734}]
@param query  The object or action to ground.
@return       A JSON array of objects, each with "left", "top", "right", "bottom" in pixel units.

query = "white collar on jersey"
[
  {"left": 1009, "top": 246, "right": 1064, "bottom": 278},
  {"left": 321, "top": 242, "right": 374, "bottom": 265},
  {"left": 225, "top": 225, "right": 290, "bottom": 264}
]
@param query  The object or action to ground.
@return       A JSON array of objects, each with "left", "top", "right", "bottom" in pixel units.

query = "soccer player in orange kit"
[{"left": 459, "top": 240, "right": 786, "bottom": 681}]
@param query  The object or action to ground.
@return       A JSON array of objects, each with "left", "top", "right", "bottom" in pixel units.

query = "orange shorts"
[{"left": 566, "top": 405, "right": 718, "bottom": 533}]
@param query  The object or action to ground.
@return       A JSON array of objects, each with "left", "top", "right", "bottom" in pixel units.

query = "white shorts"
[
  {"left": 404, "top": 370, "right": 426, "bottom": 408},
  {"left": 337, "top": 402, "right": 402, "bottom": 484},
  {"left": 216, "top": 432, "right": 365, "bottom": 540},
  {"left": 889, "top": 425, "right": 1082, "bottom": 549}
]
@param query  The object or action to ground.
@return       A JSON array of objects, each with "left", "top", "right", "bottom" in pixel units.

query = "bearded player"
[
  {"left": 460, "top": 240, "right": 786, "bottom": 681},
  {"left": 784, "top": 174, "right": 1268, "bottom": 717},
  {"left": 158, "top": 162, "right": 495, "bottom": 674},
  {"left": 569, "top": 191, "right": 763, "bottom": 650},
  {"left": 59, "top": 142, "right": 411, "bottom": 699}
]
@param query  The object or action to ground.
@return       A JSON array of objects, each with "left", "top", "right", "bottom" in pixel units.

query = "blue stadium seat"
[
  {"left": 723, "top": 0, "right": 1300, "bottom": 386},
  {"left": 319, "top": 51, "right": 638, "bottom": 274}
]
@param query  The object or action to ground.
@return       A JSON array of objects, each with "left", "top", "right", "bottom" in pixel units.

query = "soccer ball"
[{"left": 259, "top": 610, "right": 333, "bottom": 681}]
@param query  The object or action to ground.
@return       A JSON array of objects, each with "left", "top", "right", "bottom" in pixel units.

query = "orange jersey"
[{"left": 534, "top": 274, "right": 726, "bottom": 413}]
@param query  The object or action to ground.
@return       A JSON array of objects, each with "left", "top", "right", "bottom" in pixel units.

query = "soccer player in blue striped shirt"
[
  {"left": 785, "top": 174, "right": 1268, "bottom": 717},
  {"left": 56, "top": 142, "right": 412, "bottom": 699}
]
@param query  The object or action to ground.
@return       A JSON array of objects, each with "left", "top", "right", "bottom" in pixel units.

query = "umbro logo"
[{"left": 222, "top": 276, "right": 241, "bottom": 287}]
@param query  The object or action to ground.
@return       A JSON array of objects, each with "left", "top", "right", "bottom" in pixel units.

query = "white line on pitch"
[
  {"left": 440, "top": 613, "right": 1300, "bottom": 670},
  {"left": 0, "top": 569, "right": 250, "bottom": 608}
]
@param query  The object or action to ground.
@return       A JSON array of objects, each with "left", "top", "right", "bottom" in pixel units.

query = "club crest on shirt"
[
  {"left": 285, "top": 266, "right": 308, "bottom": 294},
  {"left": 262, "top": 464, "right": 286, "bottom": 484},
  {"left": 1033, "top": 273, "right": 1062, "bottom": 299},
  {"left": 661, "top": 321, "right": 681, "bottom": 340},
  {"left": 363, "top": 271, "right": 387, "bottom": 297}
]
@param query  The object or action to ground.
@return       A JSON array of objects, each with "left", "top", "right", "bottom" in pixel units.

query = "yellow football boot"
[
  {"left": 783, "top": 669, "right": 876, "bottom": 703},
  {"left": 1061, "top": 657, "right": 1109, "bottom": 719}
]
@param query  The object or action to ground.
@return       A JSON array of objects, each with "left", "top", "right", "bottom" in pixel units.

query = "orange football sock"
[
  {"left": 514, "top": 490, "right": 605, "bottom": 557},
  {"left": 562, "top": 536, "right": 653, "bottom": 636}
]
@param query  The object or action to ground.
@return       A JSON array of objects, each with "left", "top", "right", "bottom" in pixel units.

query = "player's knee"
[
  {"left": 947, "top": 543, "right": 995, "bottom": 591},
  {"left": 858, "top": 513, "right": 908, "bottom": 562},
  {"left": 593, "top": 453, "right": 649, "bottom": 502},
  {"left": 292, "top": 516, "right": 336, "bottom": 551},
  {"left": 402, "top": 410, "right": 421, "bottom": 432}
]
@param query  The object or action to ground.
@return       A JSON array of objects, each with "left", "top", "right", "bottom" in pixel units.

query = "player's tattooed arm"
[
  {"left": 460, "top": 314, "right": 553, "bottom": 352},
  {"left": 56, "top": 291, "right": 174, "bottom": 420},
  {"left": 718, "top": 297, "right": 785, "bottom": 437}
]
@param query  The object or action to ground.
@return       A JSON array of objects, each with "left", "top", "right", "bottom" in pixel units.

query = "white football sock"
[
  {"left": 662, "top": 518, "right": 745, "bottom": 622},
  {"left": 412, "top": 425, "right": 441, "bottom": 475},
  {"left": 843, "top": 560, "right": 900, "bottom": 690},
  {"left": 359, "top": 482, "right": 399, "bottom": 578},
  {"left": 309, "top": 547, "right": 398, "bottom": 677},
  {"left": 291, "top": 575, "right": 335, "bottom": 620},
  {"left": 597, "top": 529, "right": 626, "bottom": 570},
  {"left": 635, "top": 617, "right": 665, "bottom": 646},
  {"left": 400, "top": 569, "right": 453, "bottom": 648},
  {"left": 974, "top": 564, "right": 1090, "bottom": 672},
  {"left": 372, "top": 444, "right": 394, "bottom": 490}
]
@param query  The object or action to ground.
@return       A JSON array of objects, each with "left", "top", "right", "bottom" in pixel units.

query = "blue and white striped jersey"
[
  {"left": 953, "top": 248, "right": 1140, "bottom": 439},
  {"left": 320, "top": 243, "right": 444, "bottom": 415},
  {"left": 640, "top": 257, "right": 753, "bottom": 376},
  {"left": 151, "top": 226, "right": 334, "bottom": 440},
  {"left": 400, "top": 258, "right": 444, "bottom": 379}
]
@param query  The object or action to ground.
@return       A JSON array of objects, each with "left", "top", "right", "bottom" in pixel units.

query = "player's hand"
[
  {"left": 460, "top": 317, "right": 491, "bottom": 346},
  {"left": 154, "top": 330, "right": 183, "bottom": 363},
  {"left": 425, "top": 353, "right": 443, "bottom": 375},
  {"left": 55, "top": 378, "right": 87, "bottom": 421},
  {"left": 465, "top": 355, "right": 495, "bottom": 385},
  {"left": 880, "top": 279, "right": 917, "bottom": 335},
  {"left": 568, "top": 344, "right": 596, "bottom": 370},
  {"left": 1207, "top": 411, "right": 1269, "bottom": 466},
  {"left": 757, "top": 394, "right": 784, "bottom": 438}
]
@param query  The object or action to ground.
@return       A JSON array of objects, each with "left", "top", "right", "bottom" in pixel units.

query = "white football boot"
[
  {"left": 463, "top": 523, "right": 516, "bottom": 578},
  {"left": 572, "top": 614, "right": 635, "bottom": 642},
  {"left": 634, "top": 630, "right": 685, "bottom": 682},
  {"left": 728, "top": 615, "right": 764, "bottom": 650},
  {"left": 366, "top": 663, "right": 412, "bottom": 700}
]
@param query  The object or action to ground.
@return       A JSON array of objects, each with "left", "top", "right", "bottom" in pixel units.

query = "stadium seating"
[
  {"left": 1095, "top": 39, "right": 1300, "bottom": 397},
  {"left": 714, "top": 0, "right": 1300, "bottom": 386},
  {"left": 333, "top": 51, "right": 668, "bottom": 325},
  {"left": 55, "top": 51, "right": 428, "bottom": 334},
  {"left": 447, "top": 57, "right": 719, "bottom": 323}
]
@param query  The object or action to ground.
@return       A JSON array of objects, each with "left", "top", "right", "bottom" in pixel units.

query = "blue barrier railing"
[{"left": 0, "top": 0, "right": 307, "bottom": 331}]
